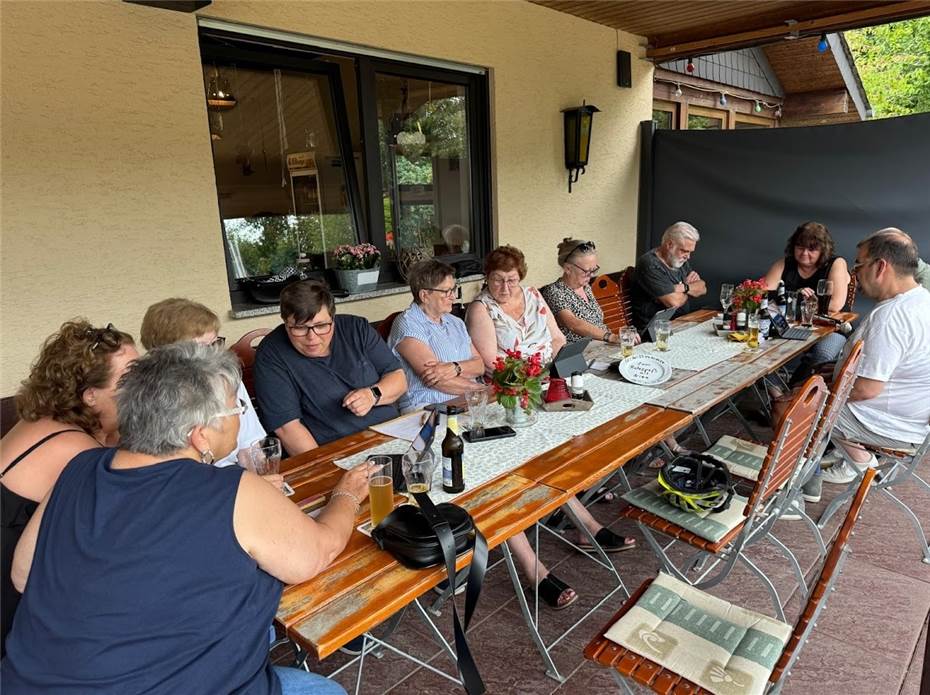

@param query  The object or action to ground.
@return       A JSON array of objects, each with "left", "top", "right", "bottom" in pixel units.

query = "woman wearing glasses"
[
  {"left": 253, "top": 280, "right": 406, "bottom": 455},
  {"left": 140, "top": 298, "right": 268, "bottom": 471},
  {"left": 0, "top": 320, "right": 137, "bottom": 656},
  {"left": 388, "top": 259, "right": 485, "bottom": 413},
  {"left": 541, "top": 238, "right": 622, "bottom": 344},
  {"left": 3, "top": 343, "right": 364, "bottom": 694}
]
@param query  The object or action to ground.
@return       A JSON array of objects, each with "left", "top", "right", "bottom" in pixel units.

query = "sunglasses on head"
[
  {"left": 87, "top": 323, "right": 122, "bottom": 352},
  {"left": 572, "top": 241, "right": 596, "bottom": 255}
]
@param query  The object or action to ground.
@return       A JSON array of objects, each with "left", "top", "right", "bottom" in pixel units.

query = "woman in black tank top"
[
  {"left": 763, "top": 221, "right": 851, "bottom": 313},
  {"left": 0, "top": 320, "right": 136, "bottom": 656}
]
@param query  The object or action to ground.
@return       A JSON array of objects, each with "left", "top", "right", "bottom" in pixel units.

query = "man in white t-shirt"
[{"left": 821, "top": 228, "right": 930, "bottom": 484}]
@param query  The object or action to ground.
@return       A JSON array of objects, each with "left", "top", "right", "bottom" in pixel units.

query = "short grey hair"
[
  {"left": 117, "top": 342, "right": 242, "bottom": 456},
  {"left": 858, "top": 227, "right": 919, "bottom": 278},
  {"left": 661, "top": 221, "right": 700, "bottom": 245}
]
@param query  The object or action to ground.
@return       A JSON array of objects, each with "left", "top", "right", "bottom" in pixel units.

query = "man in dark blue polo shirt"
[{"left": 254, "top": 280, "right": 407, "bottom": 455}]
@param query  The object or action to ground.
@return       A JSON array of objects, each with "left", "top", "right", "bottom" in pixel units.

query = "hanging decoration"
[
  {"left": 273, "top": 68, "right": 289, "bottom": 188},
  {"left": 817, "top": 32, "right": 830, "bottom": 53},
  {"left": 207, "top": 67, "right": 237, "bottom": 110}
]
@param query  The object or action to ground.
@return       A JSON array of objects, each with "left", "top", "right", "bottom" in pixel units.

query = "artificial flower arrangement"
[
  {"left": 731, "top": 278, "right": 768, "bottom": 314},
  {"left": 488, "top": 349, "right": 545, "bottom": 414},
  {"left": 332, "top": 243, "right": 381, "bottom": 270}
]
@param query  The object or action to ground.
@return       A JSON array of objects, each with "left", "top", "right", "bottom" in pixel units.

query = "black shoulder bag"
[{"left": 372, "top": 492, "right": 488, "bottom": 695}]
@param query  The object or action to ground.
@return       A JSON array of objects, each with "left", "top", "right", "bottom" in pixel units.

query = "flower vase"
[
  {"left": 335, "top": 267, "right": 380, "bottom": 294},
  {"left": 504, "top": 405, "right": 537, "bottom": 428}
]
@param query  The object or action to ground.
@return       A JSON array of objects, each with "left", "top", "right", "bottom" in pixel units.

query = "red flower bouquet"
[
  {"left": 489, "top": 349, "right": 544, "bottom": 414},
  {"left": 732, "top": 278, "right": 767, "bottom": 314}
]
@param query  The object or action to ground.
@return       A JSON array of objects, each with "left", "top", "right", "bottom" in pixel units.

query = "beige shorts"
[{"left": 831, "top": 405, "right": 920, "bottom": 453}]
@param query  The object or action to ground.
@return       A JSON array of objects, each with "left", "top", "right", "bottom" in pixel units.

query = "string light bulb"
[
  {"left": 754, "top": 100, "right": 762, "bottom": 113},
  {"left": 719, "top": 93, "right": 728, "bottom": 106},
  {"left": 817, "top": 32, "right": 829, "bottom": 53},
  {"left": 775, "top": 106, "right": 783, "bottom": 118},
  {"left": 686, "top": 57, "right": 695, "bottom": 73},
  {"left": 674, "top": 84, "right": 682, "bottom": 97}
]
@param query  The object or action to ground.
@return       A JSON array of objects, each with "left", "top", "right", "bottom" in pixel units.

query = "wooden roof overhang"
[{"left": 530, "top": 1, "right": 930, "bottom": 62}]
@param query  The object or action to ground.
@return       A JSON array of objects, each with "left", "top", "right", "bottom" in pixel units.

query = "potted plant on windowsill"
[{"left": 332, "top": 243, "right": 381, "bottom": 294}]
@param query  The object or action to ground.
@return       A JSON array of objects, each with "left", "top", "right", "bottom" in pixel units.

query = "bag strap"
[{"left": 414, "top": 491, "right": 487, "bottom": 695}]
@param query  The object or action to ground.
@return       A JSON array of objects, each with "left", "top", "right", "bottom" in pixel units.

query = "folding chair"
[
  {"left": 621, "top": 376, "right": 829, "bottom": 620},
  {"left": 704, "top": 341, "right": 864, "bottom": 558},
  {"left": 584, "top": 469, "right": 875, "bottom": 695},
  {"left": 592, "top": 273, "right": 631, "bottom": 335},
  {"left": 819, "top": 423, "right": 930, "bottom": 564},
  {"left": 229, "top": 328, "right": 271, "bottom": 402}
]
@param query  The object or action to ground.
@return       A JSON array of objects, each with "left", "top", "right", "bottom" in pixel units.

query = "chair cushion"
[
  {"left": 622, "top": 481, "right": 748, "bottom": 543},
  {"left": 705, "top": 435, "right": 768, "bottom": 482},
  {"left": 604, "top": 572, "right": 791, "bottom": 695}
]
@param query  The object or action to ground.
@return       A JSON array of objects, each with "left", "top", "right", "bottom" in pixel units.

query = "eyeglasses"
[
  {"left": 215, "top": 398, "right": 248, "bottom": 419},
  {"left": 852, "top": 258, "right": 877, "bottom": 274},
  {"left": 87, "top": 323, "right": 122, "bottom": 352},
  {"left": 285, "top": 321, "right": 334, "bottom": 337},
  {"left": 423, "top": 286, "right": 458, "bottom": 299},
  {"left": 211, "top": 336, "right": 226, "bottom": 348},
  {"left": 570, "top": 261, "right": 601, "bottom": 277},
  {"left": 488, "top": 276, "right": 521, "bottom": 287}
]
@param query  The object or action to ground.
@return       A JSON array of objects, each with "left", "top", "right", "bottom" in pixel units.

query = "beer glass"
[
  {"left": 786, "top": 291, "right": 799, "bottom": 323},
  {"left": 655, "top": 319, "right": 671, "bottom": 351},
  {"left": 801, "top": 295, "right": 817, "bottom": 327},
  {"left": 242, "top": 436, "right": 282, "bottom": 476},
  {"left": 464, "top": 387, "right": 488, "bottom": 439},
  {"left": 747, "top": 314, "right": 760, "bottom": 350},
  {"left": 719, "top": 283, "right": 734, "bottom": 314},
  {"left": 367, "top": 455, "right": 394, "bottom": 527},
  {"left": 620, "top": 327, "right": 638, "bottom": 358},
  {"left": 816, "top": 279, "right": 834, "bottom": 315},
  {"left": 402, "top": 449, "right": 436, "bottom": 495}
]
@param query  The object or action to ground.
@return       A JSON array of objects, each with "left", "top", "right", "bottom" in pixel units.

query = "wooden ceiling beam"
[
  {"left": 646, "top": 0, "right": 930, "bottom": 61},
  {"left": 782, "top": 89, "right": 851, "bottom": 119}
]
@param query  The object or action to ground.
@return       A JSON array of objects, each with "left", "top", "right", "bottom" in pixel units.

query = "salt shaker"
[{"left": 570, "top": 371, "right": 585, "bottom": 397}]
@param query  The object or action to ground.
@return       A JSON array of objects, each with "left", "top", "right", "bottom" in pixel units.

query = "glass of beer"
[
  {"left": 402, "top": 449, "right": 436, "bottom": 495},
  {"left": 242, "top": 436, "right": 282, "bottom": 476},
  {"left": 747, "top": 314, "right": 760, "bottom": 350},
  {"left": 816, "top": 279, "right": 834, "bottom": 315},
  {"left": 655, "top": 319, "right": 671, "bottom": 351},
  {"left": 801, "top": 295, "right": 817, "bottom": 327},
  {"left": 367, "top": 455, "right": 394, "bottom": 528},
  {"left": 620, "top": 327, "right": 638, "bottom": 358}
]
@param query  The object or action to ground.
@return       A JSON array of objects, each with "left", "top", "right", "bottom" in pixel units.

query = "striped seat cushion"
[
  {"left": 604, "top": 572, "right": 791, "bottom": 695},
  {"left": 704, "top": 435, "right": 769, "bottom": 482},
  {"left": 622, "top": 481, "right": 747, "bottom": 543}
]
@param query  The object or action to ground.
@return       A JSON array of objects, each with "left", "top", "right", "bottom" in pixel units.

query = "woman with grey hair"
[
  {"left": 3, "top": 342, "right": 367, "bottom": 695},
  {"left": 541, "top": 238, "right": 629, "bottom": 344}
]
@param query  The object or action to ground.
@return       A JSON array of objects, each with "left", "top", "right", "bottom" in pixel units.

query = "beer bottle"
[
  {"left": 442, "top": 406, "right": 465, "bottom": 493},
  {"left": 776, "top": 280, "right": 787, "bottom": 316}
]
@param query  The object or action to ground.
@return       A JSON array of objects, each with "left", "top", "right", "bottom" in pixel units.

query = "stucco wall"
[{"left": 0, "top": 0, "right": 652, "bottom": 395}]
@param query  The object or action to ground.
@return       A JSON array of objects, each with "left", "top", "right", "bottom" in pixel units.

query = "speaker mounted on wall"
[{"left": 616, "top": 50, "right": 632, "bottom": 88}]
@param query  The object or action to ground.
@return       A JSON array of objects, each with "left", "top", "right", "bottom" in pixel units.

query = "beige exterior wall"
[{"left": 0, "top": 0, "right": 652, "bottom": 395}]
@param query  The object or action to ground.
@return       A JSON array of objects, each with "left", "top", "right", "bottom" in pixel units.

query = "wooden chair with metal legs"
[
  {"left": 704, "top": 341, "right": 864, "bottom": 560},
  {"left": 620, "top": 377, "right": 829, "bottom": 621},
  {"left": 584, "top": 469, "right": 876, "bottom": 695},
  {"left": 592, "top": 273, "right": 633, "bottom": 335},
  {"left": 819, "top": 422, "right": 930, "bottom": 564}
]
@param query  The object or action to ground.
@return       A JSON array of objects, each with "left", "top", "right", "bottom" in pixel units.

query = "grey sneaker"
[
  {"left": 802, "top": 473, "right": 823, "bottom": 503},
  {"left": 780, "top": 498, "right": 806, "bottom": 521},
  {"left": 821, "top": 460, "right": 857, "bottom": 485}
]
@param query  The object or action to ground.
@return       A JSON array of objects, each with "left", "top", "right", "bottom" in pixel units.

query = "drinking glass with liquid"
[
  {"left": 816, "top": 279, "right": 834, "bottom": 315},
  {"left": 801, "top": 295, "right": 817, "bottom": 327},
  {"left": 403, "top": 449, "right": 436, "bottom": 495},
  {"left": 746, "top": 314, "right": 760, "bottom": 350},
  {"left": 655, "top": 319, "right": 671, "bottom": 351},
  {"left": 367, "top": 455, "right": 395, "bottom": 528},
  {"left": 620, "top": 327, "right": 638, "bottom": 358}
]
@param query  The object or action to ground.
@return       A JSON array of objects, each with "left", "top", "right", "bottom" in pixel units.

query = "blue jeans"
[{"left": 273, "top": 666, "right": 347, "bottom": 695}]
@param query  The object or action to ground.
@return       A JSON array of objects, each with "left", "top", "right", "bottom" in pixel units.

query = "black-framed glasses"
[
  {"left": 211, "top": 336, "right": 226, "bottom": 348},
  {"left": 285, "top": 321, "right": 334, "bottom": 337},
  {"left": 423, "top": 286, "right": 458, "bottom": 299},
  {"left": 87, "top": 323, "right": 122, "bottom": 352},
  {"left": 570, "top": 261, "right": 600, "bottom": 277}
]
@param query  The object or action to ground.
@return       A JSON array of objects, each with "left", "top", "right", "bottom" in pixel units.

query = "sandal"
[
  {"left": 576, "top": 528, "right": 636, "bottom": 553},
  {"left": 535, "top": 574, "right": 578, "bottom": 610}
]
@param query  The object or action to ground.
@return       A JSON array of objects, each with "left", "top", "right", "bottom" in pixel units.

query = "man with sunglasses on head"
[
  {"left": 253, "top": 280, "right": 407, "bottom": 455},
  {"left": 631, "top": 221, "right": 707, "bottom": 333}
]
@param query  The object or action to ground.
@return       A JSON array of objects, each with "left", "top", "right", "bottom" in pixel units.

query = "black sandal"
[
  {"left": 576, "top": 528, "right": 636, "bottom": 553},
  {"left": 535, "top": 574, "right": 578, "bottom": 610}
]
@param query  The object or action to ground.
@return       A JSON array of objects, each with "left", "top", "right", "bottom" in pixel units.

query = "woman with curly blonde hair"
[{"left": 0, "top": 320, "right": 137, "bottom": 656}]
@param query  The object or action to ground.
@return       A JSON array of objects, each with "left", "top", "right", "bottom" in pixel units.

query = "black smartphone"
[{"left": 463, "top": 426, "right": 517, "bottom": 443}]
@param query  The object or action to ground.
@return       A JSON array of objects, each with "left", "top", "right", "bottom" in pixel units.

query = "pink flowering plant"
[
  {"left": 732, "top": 278, "right": 767, "bottom": 314},
  {"left": 489, "top": 349, "right": 545, "bottom": 414},
  {"left": 332, "top": 243, "right": 381, "bottom": 270}
]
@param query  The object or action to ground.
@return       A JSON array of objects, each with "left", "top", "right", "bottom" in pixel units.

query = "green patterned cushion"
[
  {"left": 705, "top": 435, "right": 768, "bottom": 482},
  {"left": 623, "top": 481, "right": 747, "bottom": 543},
  {"left": 604, "top": 572, "right": 791, "bottom": 695}
]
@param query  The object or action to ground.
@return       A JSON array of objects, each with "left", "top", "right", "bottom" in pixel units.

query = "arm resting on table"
[{"left": 276, "top": 419, "right": 319, "bottom": 457}]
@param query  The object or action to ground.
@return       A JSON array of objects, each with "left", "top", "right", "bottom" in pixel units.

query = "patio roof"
[{"left": 530, "top": 0, "right": 930, "bottom": 61}]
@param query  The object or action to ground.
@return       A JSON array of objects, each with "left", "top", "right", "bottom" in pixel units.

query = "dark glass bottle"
[{"left": 441, "top": 406, "right": 465, "bottom": 494}]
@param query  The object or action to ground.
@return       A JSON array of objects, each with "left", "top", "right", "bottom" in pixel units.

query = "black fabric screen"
[{"left": 644, "top": 112, "right": 930, "bottom": 313}]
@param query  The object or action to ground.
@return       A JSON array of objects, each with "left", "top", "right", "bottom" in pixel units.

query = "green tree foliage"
[{"left": 846, "top": 18, "right": 930, "bottom": 118}]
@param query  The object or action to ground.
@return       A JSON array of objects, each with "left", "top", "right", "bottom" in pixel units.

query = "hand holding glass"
[
  {"left": 241, "top": 436, "right": 282, "bottom": 476},
  {"left": 367, "top": 455, "right": 395, "bottom": 527}
]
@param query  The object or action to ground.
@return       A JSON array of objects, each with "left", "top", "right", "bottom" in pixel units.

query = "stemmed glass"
[{"left": 720, "top": 283, "right": 734, "bottom": 315}]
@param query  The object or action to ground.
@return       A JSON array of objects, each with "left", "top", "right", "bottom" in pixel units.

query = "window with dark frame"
[{"left": 199, "top": 30, "right": 491, "bottom": 307}]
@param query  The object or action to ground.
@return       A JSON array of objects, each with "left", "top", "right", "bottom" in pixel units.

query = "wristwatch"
[
  {"left": 683, "top": 283, "right": 690, "bottom": 295},
  {"left": 370, "top": 385, "right": 382, "bottom": 405},
  {"left": 452, "top": 361, "right": 463, "bottom": 377}
]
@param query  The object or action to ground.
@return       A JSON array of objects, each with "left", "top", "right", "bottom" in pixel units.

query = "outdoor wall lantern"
[{"left": 562, "top": 101, "right": 600, "bottom": 193}]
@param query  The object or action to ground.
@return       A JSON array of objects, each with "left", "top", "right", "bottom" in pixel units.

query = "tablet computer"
[{"left": 551, "top": 337, "right": 592, "bottom": 378}]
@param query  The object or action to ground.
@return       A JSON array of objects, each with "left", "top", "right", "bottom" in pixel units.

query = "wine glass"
[
  {"left": 816, "top": 279, "right": 834, "bottom": 315},
  {"left": 720, "top": 283, "right": 734, "bottom": 314}
]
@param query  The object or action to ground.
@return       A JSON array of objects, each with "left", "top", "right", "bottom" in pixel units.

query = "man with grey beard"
[{"left": 631, "top": 221, "right": 707, "bottom": 331}]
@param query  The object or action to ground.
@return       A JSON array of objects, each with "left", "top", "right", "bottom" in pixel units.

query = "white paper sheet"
[{"left": 368, "top": 410, "right": 430, "bottom": 441}]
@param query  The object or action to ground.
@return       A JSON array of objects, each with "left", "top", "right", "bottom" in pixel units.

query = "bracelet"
[
  {"left": 603, "top": 330, "right": 612, "bottom": 343},
  {"left": 330, "top": 490, "right": 361, "bottom": 514}
]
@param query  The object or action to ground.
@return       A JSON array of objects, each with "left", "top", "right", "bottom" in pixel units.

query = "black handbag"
[{"left": 372, "top": 492, "right": 488, "bottom": 695}]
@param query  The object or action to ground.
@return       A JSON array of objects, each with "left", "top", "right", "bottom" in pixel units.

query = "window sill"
[{"left": 228, "top": 274, "right": 484, "bottom": 319}]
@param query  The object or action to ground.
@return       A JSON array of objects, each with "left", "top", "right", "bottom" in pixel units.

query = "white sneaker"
[
  {"left": 821, "top": 460, "right": 857, "bottom": 485},
  {"left": 819, "top": 449, "right": 844, "bottom": 467},
  {"left": 849, "top": 453, "right": 879, "bottom": 471},
  {"left": 780, "top": 498, "right": 805, "bottom": 521}
]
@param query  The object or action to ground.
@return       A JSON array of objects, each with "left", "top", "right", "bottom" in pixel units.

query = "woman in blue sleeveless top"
[{"left": 2, "top": 343, "right": 371, "bottom": 695}]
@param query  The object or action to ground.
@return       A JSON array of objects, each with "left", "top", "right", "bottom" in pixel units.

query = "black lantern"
[{"left": 562, "top": 101, "right": 600, "bottom": 193}]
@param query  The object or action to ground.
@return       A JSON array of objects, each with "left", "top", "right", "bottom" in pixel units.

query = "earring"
[{"left": 199, "top": 449, "right": 215, "bottom": 465}]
